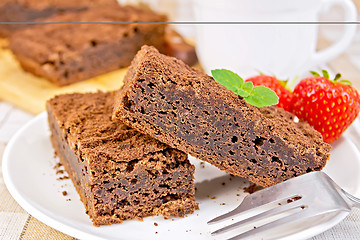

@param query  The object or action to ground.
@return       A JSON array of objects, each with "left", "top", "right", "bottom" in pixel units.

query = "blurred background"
[{"left": 120, "top": 0, "right": 360, "bottom": 89}]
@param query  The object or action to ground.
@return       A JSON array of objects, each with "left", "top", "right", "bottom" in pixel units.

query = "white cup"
[{"left": 193, "top": 0, "right": 357, "bottom": 79}]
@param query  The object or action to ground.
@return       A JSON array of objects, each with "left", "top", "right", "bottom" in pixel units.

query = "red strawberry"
[
  {"left": 291, "top": 70, "right": 360, "bottom": 143},
  {"left": 246, "top": 75, "right": 292, "bottom": 112}
]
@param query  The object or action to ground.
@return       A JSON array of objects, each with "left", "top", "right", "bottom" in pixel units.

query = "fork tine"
[
  {"left": 208, "top": 205, "right": 249, "bottom": 225},
  {"left": 211, "top": 199, "right": 305, "bottom": 236},
  {"left": 227, "top": 209, "right": 340, "bottom": 240},
  {"left": 208, "top": 193, "right": 300, "bottom": 224},
  {"left": 208, "top": 174, "right": 316, "bottom": 225}
]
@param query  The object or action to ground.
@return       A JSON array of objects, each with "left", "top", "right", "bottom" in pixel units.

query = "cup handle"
[{"left": 310, "top": 0, "right": 357, "bottom": 66}]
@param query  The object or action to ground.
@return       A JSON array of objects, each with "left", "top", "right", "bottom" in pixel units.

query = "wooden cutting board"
[{"left": 0, "top": 39, "right": 127, "bottom": 114}]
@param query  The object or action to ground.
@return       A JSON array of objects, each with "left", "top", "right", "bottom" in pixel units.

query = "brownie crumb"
[
  {"left": 155, "top": 232, "right": 158, "bottom": 234},
  {"left": 53, "top": 162, "right": 63, "bottom": 169},
  {"left": 56, "top": 169, "right": 65, "bottom": 175},
  {"left": 210, "top": 197, "right": 216, "bottom": 199},
  {"left": 66, "top": 199, "right": 71, "bottom": 201},
  {"left": 220, "top": 203, "right": 226, "bottom": 205},
  {"left": 57, "top": 176, "right": 70, "bottom": 180},
  {"left": 292, "top": 196, "right": 302, "bottom": 201},
  {"left": 154, "top": 222, "right": 158, "bottom": 226},
  {"left": 287, "top": 196, "right": 302, "bottom": 204},
  {"left": 243, "top": 183, "right": 262, "bottom": 194},
  {"left": 236, "top": 194, "right": 240, "bottom": 196},
  {"left": 301, "top": 206, "right": 306, "bottom": 209},
  {"left": 62, "top": 191, "right": 68, "bottom": 196},
  {"left": 221, "top": 182, "right": 226, "bottom": 186}
]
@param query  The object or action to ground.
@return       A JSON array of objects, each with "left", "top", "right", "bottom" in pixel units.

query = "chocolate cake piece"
[
  {"left": 9, "top": 5, "right": 167, "bottom": 86},
  {"left": 164, "top": 28, "right": 198, "bottom": 67},
  {"left": 0, "top": 0, "right": 118, "bottom": 37},
  {"left": 47, "top": 91, "right": 197, "bottom": 226},
  {"left": 113, "top": 46, "right": 332, "bottom": 187}
]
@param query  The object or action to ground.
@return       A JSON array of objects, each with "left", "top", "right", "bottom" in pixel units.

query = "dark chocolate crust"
[
  {"left": 47, "top": 92, "right": 197, "bottom": 225},
  {"left": 113, "top": 45, "right": 332, "bottom": 187},
  {"left": 9, "top": 5, "right": 167, "bottom": 86},
  {"left": 0, "top": 0, "right": 118, "bottom": 37}
]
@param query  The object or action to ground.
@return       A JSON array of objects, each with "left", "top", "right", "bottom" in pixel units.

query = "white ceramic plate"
[{"left": 3, "top": 112, "right": 360, "bottom": 240}]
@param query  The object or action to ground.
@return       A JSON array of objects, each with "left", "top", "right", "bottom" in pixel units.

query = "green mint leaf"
[
  {"left": 211, "top": 69, "right": 244, "bottom": 93},
  {"left": 212, "top": 69, "right": 279, "bottom": 108},
  {"left": 235, "top": 89, "right": 250, "bottom": 97},
  {"left": 236, "top": 81, "right": 253, "bottom": 97},
  {"left": 245, "top": 86, "right": 279, "bottom": 107}
]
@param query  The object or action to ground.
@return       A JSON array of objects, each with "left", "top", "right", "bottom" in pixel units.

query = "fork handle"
[{"left": 343, "top": 190, "right": 360, "bottom": 208}]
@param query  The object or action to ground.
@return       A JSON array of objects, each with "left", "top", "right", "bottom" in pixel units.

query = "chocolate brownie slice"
[
  {"left": 47, "top": 91, "right": 197, "bottom": 225},
  {"left": 9, "top": 5, "right": 167, "bottom": 86},
  {"left": 112, "top": 46, "right": 332, "bottom": 187},
  {"left": 0, "top": 0, "right": 118, "bottom": 37}
]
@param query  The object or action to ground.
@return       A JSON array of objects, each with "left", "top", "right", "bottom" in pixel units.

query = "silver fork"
[{"left": 208, "top": 171, "right": 360, "bottom": 240}]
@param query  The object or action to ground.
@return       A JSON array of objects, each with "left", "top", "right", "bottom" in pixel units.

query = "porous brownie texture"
[
  {"left": 0, "top": 0, "right": 118, "bottom": 37},
  {"left": 47, "top": 91, "right": 197, "bottom": 226},
  {"left": 113, "top": 45, "right": 332, "bottom": 187},
  {"left": 9, "top": 5, "right": 167, "bottom": 86}
]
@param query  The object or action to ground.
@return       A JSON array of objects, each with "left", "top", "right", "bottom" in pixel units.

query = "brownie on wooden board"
[
  {"left": 0, "top": 0, "right": 118, "bottom": 37},
  {"left": 113, "top": 45, "right": 332, "bottom": 188},
  {"left": 47, "top": 91, "right": 197, "bottom": 226},
  {"left": 9, "top": 5, "right": 167, "bottom": 86}
]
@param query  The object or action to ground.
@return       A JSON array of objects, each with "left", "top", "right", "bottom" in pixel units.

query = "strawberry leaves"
[
  {"left": 211, "top": 69, "right": 279, "bottom": 107},
  {"left": 311, "top": 70, "right": 352, "bottom": 85}
]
